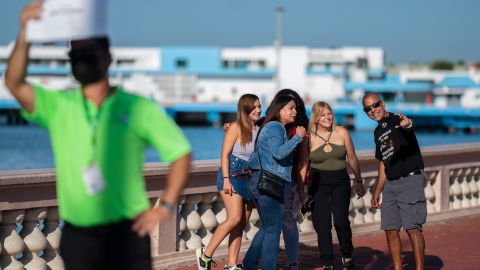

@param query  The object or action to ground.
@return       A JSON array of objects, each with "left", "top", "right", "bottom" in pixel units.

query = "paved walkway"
[{"left": 175, "top": 215, "right": 480, "bottom": 270}]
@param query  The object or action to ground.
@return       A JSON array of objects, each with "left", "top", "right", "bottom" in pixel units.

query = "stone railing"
[{"left": 1, "top": 143, "right": 480, "bottom": 269}]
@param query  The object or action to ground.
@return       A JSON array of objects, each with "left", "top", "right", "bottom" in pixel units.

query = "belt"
[{"left": 390, "top": 169, "right": 423, "bottom": 181}]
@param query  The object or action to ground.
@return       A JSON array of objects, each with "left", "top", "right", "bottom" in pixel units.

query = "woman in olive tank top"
[{"left": 307, "top": 101, "right": 365, "bottom": 270}]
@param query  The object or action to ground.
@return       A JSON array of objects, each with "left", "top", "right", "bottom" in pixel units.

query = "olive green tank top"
[{"left": 309, "top": 143, "right": 347, "bottom": 171}]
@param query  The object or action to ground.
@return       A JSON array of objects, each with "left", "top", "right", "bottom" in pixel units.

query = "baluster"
[
  {"left": 470, "top": 168, "right": 477, "bottom": 205},
  {"left": 364, "top": 178, "right": 380, "bottom": 222},
  {"left": 43, "top": 207, "right": 63, "bottom": 270},
  {"left": 198, "top": 193, "right": 218, "bottom": 246},
  {"left": 212, "top": 195, "right": 226, "bottom": 224},
  {"left": 448, "top": 170, "right": 455, "bottom": 209},
  {"left": 211, "top": 195, "right": 228, "bottom": 246},
  {"left": 177, "top": 195, "right": 187, "bottom": 251},
  {"left": 472, "top": 168, "right": 480, "bottom": 206},
  {"left": 424, "top": 172, "right": 436, "bottom": 213},
  {"left": 450, "top": 169, "right": 462, "bottom": 209},
  {"left": 460, "top": 173, "right": 471, "bottom": 209},
  {"left": 368, "top": 178, "right": 381, "bottom": 222},
  {"left": 468, "top": 172, "right": 479, "bottom": 207},
  {"left": 297, "top": 211, "right": 313, "bottom": 233},
  {"left": 0, "top": 210, "right": 25, "bottom": 270},
  {"left": 347, "top": 200, "right": 352, "bottom": 223},
  {"left": 245, "top": 208, "right": 262, "bottom": 238},
  {"left": 21, "top": 208, "right": 47, "bottom": 270},
  {"left": 362, "top": 191, "right": 375, "bottom": 223},
  {"left": 351, "top": 183, "right": 365, "bottom": 224},
  {"left": 476, "top": 172, "right": 480, "bottom": 206},
  {"left": 179, "top": 194, "right": 203, "bottom": 250},
  {"left": 460, "top": 168, "right": 472, "bottom": 208}
]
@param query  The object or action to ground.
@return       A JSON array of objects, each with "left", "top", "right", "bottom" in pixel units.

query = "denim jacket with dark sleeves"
[{"left": 248, "top": 121, "right": 303, "bottom": 182}]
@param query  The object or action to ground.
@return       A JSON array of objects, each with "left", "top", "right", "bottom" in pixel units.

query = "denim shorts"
[
  {"left": 381, "top": 172, "right": 427, "bottom": 231},
  {"left": 217, "top": 155, "right": 251, "bottom": 202}
]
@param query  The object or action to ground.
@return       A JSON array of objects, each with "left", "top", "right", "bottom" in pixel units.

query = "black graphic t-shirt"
[{"left": 374, "top": 113, "right": 424, "bottom": 179}]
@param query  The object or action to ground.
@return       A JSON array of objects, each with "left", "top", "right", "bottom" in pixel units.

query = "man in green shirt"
[{"left": 5, "top": 2, "right": 192, "bottom": 269}]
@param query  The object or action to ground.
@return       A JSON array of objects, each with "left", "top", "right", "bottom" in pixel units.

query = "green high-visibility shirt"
[{"left": 22, "top": 85, "right": 191, "bottom": 227}]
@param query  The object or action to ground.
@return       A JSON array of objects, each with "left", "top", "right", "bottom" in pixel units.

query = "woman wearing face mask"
[
  {"left": 308, "top": 101, "right": 365, "bottom": 270},
  {"left": 274, "top": 89, "right": 309, "bottom": 270},
  {"left": 242, "top": 95, "right": 306, "bottom": 270},
  {"left": 196, "top": 94, "right": 261, "bottom": 270}
]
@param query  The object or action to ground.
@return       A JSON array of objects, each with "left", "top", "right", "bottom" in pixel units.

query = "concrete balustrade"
[{"left": 1, "top": 143, "right": 480, "bottom": 269}]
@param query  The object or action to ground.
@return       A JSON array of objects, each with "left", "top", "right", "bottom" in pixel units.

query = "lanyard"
[{"left": 82, "top": 95, "right": 104, "bottom": 164}]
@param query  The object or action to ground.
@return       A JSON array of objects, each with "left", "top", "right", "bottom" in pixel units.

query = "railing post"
[
  {"left": 439, "top": 166, "right": 451, "bottom": 211},
  {"left": 43, "top": 207, "right": 64, "bottom": 270},
  {"left": 0, "top": 210, "right": 25, "bottom": 270},
  {"left": 21, "top": 208, "right": 48, "bottom": 270},
  {"left": 153, "top": 197, "right": 179, "bottom": 255}
]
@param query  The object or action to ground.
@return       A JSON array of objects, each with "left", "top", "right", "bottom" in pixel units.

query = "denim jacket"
[{"left": 248, "top": 121, "right": 303, "bottom": 182}]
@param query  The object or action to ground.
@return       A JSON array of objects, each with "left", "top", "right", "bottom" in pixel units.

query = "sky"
[{"left": 1, "top": 0, "right": 478, "bottom": 64}]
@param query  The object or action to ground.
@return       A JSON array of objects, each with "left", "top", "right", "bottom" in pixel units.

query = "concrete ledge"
[{"left": 2, "top": 143, "right": 480, "bottom": 186}]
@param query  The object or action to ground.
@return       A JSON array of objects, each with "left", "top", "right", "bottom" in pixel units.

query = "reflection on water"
[{"left": 1, "top": 125, "right": 480, "bottom": 171}]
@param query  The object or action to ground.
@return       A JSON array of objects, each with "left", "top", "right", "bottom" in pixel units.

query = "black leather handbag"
[{"left": 257, "top": 152, "right": 286, "bottom": 201}]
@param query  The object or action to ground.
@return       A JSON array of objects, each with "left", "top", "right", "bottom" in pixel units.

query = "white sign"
[{"left": 26, "top": 0, "right": 107, "bottom": 42}]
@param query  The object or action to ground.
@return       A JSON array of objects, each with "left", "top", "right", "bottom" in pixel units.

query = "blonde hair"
[
  {"left": 308, "top": 101, "right": 336, "bottom": 133},
  {"left": 237, "top": 94, "right": 259, "bottom": 148}
]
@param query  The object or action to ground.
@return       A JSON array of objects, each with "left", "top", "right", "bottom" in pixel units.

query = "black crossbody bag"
[{"left": 255, "top": 134, "right": 286, "bottom": 201}]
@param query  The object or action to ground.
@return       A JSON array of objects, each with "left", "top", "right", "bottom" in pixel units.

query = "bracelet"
[
  {"left": 356, "top": 179, "right": 363, "bottom": 183},
  {"left": 159, "top": 199, "right": 176, "bottom": 213},
  {"left": 223, "top": 176, "right": 229, "bottom": 179}
]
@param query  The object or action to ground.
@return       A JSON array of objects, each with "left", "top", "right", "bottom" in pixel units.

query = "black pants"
[
  {"left": 60, "top": 220, "right": 151, "bottom": 270},
  {"left": 310, "top": 169, "right": 353, "bottom": 264}
]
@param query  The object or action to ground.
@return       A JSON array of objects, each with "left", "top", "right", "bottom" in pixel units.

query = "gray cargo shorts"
[{"left": 380, "top": 171, "right": 427, "bottom": 231}]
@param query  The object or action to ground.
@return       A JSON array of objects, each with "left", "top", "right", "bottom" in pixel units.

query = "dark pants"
[
  {"left": 243, "top": 171, "right": 285, "bottom": 270},
  {"left": 310, "top": 169, "right": 353, "bottom": 264},
  {"left": 60, "top": 220, "right": 151, "bottom": 270}
]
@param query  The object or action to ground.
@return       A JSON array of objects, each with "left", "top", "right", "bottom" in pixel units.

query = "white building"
[{"left": 0, "top": 43, "right": 384, "bottom": 104}]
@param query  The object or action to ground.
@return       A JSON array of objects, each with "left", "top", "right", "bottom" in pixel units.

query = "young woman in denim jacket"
[
  {"left": 196, "top": 94, "right": 261, "bottom": 270},
  {"left": 242, "top": 95, "right": 306, "bottom": 270},
  {"left": 273, "top": 89, "right": 309, "bottom": 270}
]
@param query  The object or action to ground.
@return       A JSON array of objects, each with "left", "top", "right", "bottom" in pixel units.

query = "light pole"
[{"left": 274, "top": 6, "right": 284, "bottom": 95}]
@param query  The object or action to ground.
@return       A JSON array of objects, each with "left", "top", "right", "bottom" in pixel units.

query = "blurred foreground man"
[
  {"left": 5, "top": 2, "right": 192, "bottom": 269},
  {"left": 362, "top": 93, "right": 426, "bottom": 270}
]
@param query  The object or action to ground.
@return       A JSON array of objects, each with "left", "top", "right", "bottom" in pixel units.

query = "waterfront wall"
[{"left": 1, "top": 143, "right": 480, "bottom": 269}]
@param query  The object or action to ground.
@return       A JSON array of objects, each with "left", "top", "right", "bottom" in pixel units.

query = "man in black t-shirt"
[{"left": 363, "top": 94, "right": 427, "bottom": 270}]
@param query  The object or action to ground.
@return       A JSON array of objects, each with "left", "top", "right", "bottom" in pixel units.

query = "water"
[{"left": 2, "top": 125, "right": 480, "bottom": 171}]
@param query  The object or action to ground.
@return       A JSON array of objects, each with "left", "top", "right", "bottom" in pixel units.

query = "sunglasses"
[{"left": 363, "top": 101, "right": 382, "bottom": 113}]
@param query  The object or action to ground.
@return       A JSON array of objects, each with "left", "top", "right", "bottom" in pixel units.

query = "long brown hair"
[
  {"left": 261, "top": 95, "right": 296, "bottom": 129},
  {"left": 237, "top": 94, "right": 259, "bottom": 148},
  {"left": 309, "top": 101, "right": 336, "bottom": 133}
]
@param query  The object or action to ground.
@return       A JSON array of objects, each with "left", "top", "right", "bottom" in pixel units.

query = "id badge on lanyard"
[
  {"left": 82, "top": 163, "right": 106, "bottom": 195},
  {"left": 81, "top": 97, "right": 106, "bottom": 195}
]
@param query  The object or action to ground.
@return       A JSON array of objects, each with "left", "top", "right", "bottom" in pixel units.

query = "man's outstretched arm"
[{"left": 5, "top": 1, "right": 42, "bottom": 113}]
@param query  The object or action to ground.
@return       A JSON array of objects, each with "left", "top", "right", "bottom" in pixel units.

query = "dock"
[
  {"left": 161, "top": 102, "right": 480, "bottom": 131},
  {"left": 2, "top": 99, "right": 480, "bottom": 131}
]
